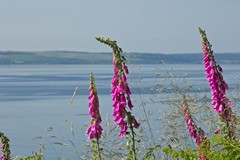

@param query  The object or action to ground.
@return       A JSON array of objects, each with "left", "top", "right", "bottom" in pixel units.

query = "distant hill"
[
  {"left": 129, "top": 52, "right": 240, "bottom": 64},
  {"left": 0, "top": 51, "right": 239, "bottom": 64}
]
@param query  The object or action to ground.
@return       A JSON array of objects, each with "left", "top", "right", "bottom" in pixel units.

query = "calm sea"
[{"left": 0, "top": 64, "right": 239, "bottom": 159}]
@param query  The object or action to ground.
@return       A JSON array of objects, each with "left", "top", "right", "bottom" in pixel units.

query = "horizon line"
[{"left": 0, "top": 50, "right": 239, "bottom": 55}]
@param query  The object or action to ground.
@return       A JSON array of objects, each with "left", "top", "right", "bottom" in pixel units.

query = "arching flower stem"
[{"left": 96, "top": 37, "right": 140, "bottom": 160}]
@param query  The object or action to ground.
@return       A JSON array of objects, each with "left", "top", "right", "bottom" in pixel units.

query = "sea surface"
[{"left": 0, "top": 64, "right": 239, "bottom": 159}]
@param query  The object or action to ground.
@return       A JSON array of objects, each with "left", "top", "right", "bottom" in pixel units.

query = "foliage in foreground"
[{"left": 163, "top": 134, "right": 240, "bottom": 160}]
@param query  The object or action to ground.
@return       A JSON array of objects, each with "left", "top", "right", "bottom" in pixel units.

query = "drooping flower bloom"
[
  {"left": 199, "top": 28, "right": 236, "bottom": 139},
  {"left": 96, "top": 37, "right": 140, "bottom": 137},
  {"left": 181, "top": 99, "right": 206, "bottom": 146},
  {"left": 86, "top": 73, "right": 103, "bottom": 140},
  {"left": 199, "top": 27, "right": 232, "bottom": 118},
  {"left": 111, "top": 54, "right": 140, "bottom": 137}
]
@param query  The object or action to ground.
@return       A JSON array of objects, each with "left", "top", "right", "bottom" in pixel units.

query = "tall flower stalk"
[
  {"left": 181, "top": 97, "right": 207, "bottom": 160},
  {"left": 86, "top": 72, "right": 103, "bottom": 160},
  {"left": 199, "top": 27, "right": 236, "bottom": 140},
  {"left": 96, "top": 37, "right": 140, "bottom": 160},
  {"left": 0, "top": 132, "right": 11, "bottom": 160}
]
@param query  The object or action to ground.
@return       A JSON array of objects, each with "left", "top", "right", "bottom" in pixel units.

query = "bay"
[{"left": 0, "top": 64, "right": 239, "bottom": 159}]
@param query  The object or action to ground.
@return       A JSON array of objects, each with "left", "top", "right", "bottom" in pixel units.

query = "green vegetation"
[
  {"left": 0, "top": 51, "right": 112, "bottom": 64},
  {"left": 0, "top": 51, "right": 240, "bottom": 65}
]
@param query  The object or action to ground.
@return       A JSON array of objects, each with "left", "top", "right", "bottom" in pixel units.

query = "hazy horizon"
[{"left": 1, "top": 50, "right": 240, "bottom": 55}]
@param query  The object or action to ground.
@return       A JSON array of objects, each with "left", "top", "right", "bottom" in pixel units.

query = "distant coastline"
[{"left": 0, "top": 51, "right": 239, "bottom": 65}]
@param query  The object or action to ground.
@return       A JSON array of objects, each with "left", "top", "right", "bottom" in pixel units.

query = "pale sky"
[{"left": 0, "top": 0, "right": 239, "bottom": 53}]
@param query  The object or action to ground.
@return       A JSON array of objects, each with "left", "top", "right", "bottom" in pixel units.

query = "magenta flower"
[
  {"left": 199, "top": 28, "right": 236, "bottom": 139},
  {"left": 86, "top": 121, "right": 103, "bottom": 139},
  {"left": 198, "top": 156, "right": 204, "bottom": 160},
  {"left": 86, "top": 73, "right": 103, "bottom": 140},
  {"left": 199, "top": 28, "right": 234, "bottom": 120},
  {"left": 96, "top": 37, "right": 139, "bottom": 159},
  {"left": 181, "top": 99, "right": 206, "bottom": 146},
  {"left": 110, "top": 52, "right": 140, "bottom": 137},
  {"left": 214, "top": 128, "right": 220, "bottom": 134}
]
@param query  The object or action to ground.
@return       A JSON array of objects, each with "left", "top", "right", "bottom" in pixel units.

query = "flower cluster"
[
  {"left": 181, "top": 99, "right": 206, "bottom": 146},
  {"left": 96, "top": 37, "right": 140, "bottom": 159},
  {"left": 111, "top": 53, "right": 140, "bottom": 137},
  {"left": 199, "top": 27, "right": 236, "bottom": 139},
  {"left": 199, "top": 28, "right": 234, "bottom": 121},
  {"left": 86, "top": 73, "right": 103, "bottom": 140}
]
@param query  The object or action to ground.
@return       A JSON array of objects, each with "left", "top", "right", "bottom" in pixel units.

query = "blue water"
[{"left": 0, "top": 64, "right": 239, "bottom": 159}]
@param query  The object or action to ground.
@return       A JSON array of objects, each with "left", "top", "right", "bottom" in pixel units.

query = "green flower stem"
[
  {"left": 129, "top": 121, "right": 137, "bottom": 160},
  {"left": 126, "top": 111, "right": 137, "bottom": 160},
  {"left": 96, "top": 138, "right": 102, "bottom": 160}
]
